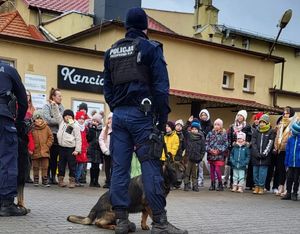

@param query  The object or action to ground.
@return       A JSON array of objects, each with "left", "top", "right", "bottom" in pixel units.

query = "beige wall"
[
  {"left": 66, "top": 26, "right": 276, "bottom": 107},
  {"left": 0, "top": 39, "right": 107, "bottom": 115},
  {"left": 44, "top": 13, "right": 93, "bottom": 39},
  {"left": 145, "top": 8, "right": 194, "bottom": 37},
  {"left": 222, "top": 35, "right": 300, "bottom": 94}
]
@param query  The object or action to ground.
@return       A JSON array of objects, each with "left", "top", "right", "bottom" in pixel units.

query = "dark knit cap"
[
  {"left": 167, "top": 121, "right": 175, "bottom": 131},
  {"left": 125, "top": 7, "right": 148, "bottom": 30},
  {"left": 191, "top": 119, "right": 201, "bottom": 131},
  {"left": 63, "top": 109, "right": 74, "bottom": 119},
  {"left": 78, "top": 102, "right": 88, "bottom": 112}
]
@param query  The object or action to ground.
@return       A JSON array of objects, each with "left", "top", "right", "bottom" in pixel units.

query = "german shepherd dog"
[{"left": 67, "top": 161, "right": 185, "bottom": 230}]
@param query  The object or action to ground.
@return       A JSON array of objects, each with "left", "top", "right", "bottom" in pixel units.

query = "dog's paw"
[{"left": 141, "top": 224, "right": 150, "bottom": 230}]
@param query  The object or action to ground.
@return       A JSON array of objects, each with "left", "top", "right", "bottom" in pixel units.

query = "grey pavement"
[{"left": 1, "top": 179, "right": 300, "bottom": 234}]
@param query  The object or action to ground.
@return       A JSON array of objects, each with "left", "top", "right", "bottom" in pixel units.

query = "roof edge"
[
  {"left": 58, "top": 21, "right": 284, "bottom": 63},
  {"left": 0, "top": 33, "right": 104, "bottom": 57}
]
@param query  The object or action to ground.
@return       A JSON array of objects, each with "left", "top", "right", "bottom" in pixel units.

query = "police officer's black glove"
[
  {"left": 15, "top": 120, "right": 27, "bottom": 139},
  {"left": 157, "top": 122, "right": 166, "bottom": 133}
]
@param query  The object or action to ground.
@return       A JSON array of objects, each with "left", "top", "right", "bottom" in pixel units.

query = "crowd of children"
[
  {"left": 163, "top": 107, "right": 299, "bottom": 202},
  {"left": 25, "top": 88, "right": 300, "bottom": 202}
]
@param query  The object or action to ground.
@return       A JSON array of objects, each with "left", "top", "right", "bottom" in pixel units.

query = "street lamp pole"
[{"left": 268, "top": 9, "right": 293, "bottom": 58}]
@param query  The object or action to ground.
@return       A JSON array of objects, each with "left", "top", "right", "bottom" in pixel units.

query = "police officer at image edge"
[
  {"left": 0, "top": 62, "right": 28, "bottom": 216},
  {"left": 103, "top": 7, "right": 188, "bottom": 234}
]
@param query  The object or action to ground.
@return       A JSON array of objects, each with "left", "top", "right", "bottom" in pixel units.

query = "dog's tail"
[{"left": 67, "top": 215, "right": 93, "bottom": 225}]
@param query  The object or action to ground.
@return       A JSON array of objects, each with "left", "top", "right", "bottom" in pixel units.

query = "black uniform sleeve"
[
  {"left": 103, "top": 50, "right": 114, "bottom": 112},
  {"left": 7, "top": 65, "right": 28, "bottom": 121},
  {"left": 150, "top": 44, "right": 171, "bottom": 131}
]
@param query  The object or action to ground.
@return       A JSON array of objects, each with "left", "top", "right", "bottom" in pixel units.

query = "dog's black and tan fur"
[{"left": 67, "top": 161, "right": 185, "bottom": 230}]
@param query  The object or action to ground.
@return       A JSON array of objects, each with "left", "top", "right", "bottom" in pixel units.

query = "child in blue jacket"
[
  {"left": 282, "top": 121, "right": 300, "bottom": 201},
  {"left": 229, "top": 132, "right": 250, "bottom": 193}
]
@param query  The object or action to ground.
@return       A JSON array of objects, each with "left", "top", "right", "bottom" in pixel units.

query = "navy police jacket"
[
  {"left": 103, "top": 29, "right": 170, "bottom": 129},
  {"left": 0, "top": 62, "right": 27, "bottom": 121}
]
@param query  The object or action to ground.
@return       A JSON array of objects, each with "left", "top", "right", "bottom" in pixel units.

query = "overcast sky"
[{"left": 142, "top": 0, "right": 300, "bottom": 44}]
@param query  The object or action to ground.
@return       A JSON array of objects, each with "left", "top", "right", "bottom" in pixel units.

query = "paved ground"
[{"left": 1, "top": 178, "right": 299, "bottom": 234}]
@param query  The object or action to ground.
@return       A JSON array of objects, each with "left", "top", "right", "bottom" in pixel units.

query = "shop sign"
[{"left": 57, "top": 65, "right": 104, "bottom": 94}]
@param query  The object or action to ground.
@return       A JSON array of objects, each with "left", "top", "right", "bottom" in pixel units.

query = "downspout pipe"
[
  {"left": 280, "top": 60, "right": 285, "bottom": 90},
  {"left": 194, "top": 0, "right": 199, "bottom": 30}
]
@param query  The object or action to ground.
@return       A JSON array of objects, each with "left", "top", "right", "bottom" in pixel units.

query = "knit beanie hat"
[
  {"left": 78, "top": 102, "right": 88, "bottom": 112},
  {"left": 92, "top": 113, "right": 102, "bottom": 123},
  {"left": 175, "top": 119, "right": 184, "bottom": 127},
  {"left": 199, "top": 109, "right": 210, "bottom": 120},
  {"left": 166, "top": 121, "right": 175, "bottom": 131},
  {"left": 214, "top": 118, "right": 223, "bottom": 128},
  {"left": 75, "top": 111, "right": 87, "bottom": 120},
  {"left": 63, "top": 109, "right": 74, "bottom": 119},
  {"left": 259, "top": 114, "right": 270, "bottom": 124},
  {"left": 253, "top": 112, "right": 264, "bottom": 120},
  {"left": 33, "top": 110, "right": 44, "bottom": 120},
  {"left": 191, "top": 119, "right": 201, "bottom": 131},
  {"left": 291, "top": 121, "right": 300, "bottom": 135},
  {"left": 237, "top": 132, "right": 246, "bottom": 141},
  {"left": 125, "top": 7, "right": 148, "bottom": 30},
  {"left": 236, "top": 110, "right": 247, "bottom": 121}
]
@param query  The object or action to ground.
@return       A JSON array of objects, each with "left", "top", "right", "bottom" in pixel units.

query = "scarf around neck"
[
  {"left": 259, "top": 123, "right": 270, "bottom": 133},
  {"left": 233, "top": 119, "right": 246, "bottom": 133}
]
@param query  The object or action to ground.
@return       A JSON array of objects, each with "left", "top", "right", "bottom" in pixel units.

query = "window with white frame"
[
  {"left": 222, "top": 72, "right": 234, "bottom": 89},
  {"left": 243, "top": 75, "right": 255, "bottom": 92}
]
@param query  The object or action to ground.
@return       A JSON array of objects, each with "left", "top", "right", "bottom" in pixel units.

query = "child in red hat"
[{"left": 75, "top": 111, "right": 88, "bottom": 186}]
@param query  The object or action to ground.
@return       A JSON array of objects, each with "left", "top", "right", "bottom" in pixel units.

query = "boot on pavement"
[
  {"left": 0, "top": 198, "right": 28, "bottom": 217},
  {"left": 209, "top": 181, "right": 215, "bottom": 191},
  {"left": 253, "top": 186, "right": 259, "bottom": 194},
  {"left": 184, "top": 183, "right": 189, "bottom": 191},
  {"left": 69, "top": 177, "right": 76, "bottom": 188},
  {"left": 192, "top": 184, "right": 199, "bottom": 192},
  {"left": 258, "top": 187, "right": 264, "bottom": 195},
  {"left": 58, "top": 176, "right": 67, "bottom": 187},
  {"left": 115, "top": 210, "right": 136, "bottom": 234},
  {"left": 231, "top": 185, "right": 237, "bottom": 192},
  {"left": 237, "top": 186, "right": 244, "bottom": 193},
  {"left": 291, "top": 193, "right": 298, "bottom": 201},
  {"left": 151, "top": 211, "right": 188, "bottom": 234},
  {"left": 216, "top": 181, "right": 224, "bottom": 191},
  {"left": 281, "top": 193, "right": 291, "bottom": 200}
]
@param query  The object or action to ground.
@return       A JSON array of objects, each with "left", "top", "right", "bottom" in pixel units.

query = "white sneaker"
[{"left": 273, "top": 188, "right": 279, "bottom": 194}]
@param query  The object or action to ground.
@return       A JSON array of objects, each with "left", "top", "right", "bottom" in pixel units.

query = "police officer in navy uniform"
[
  {"left": 0, "top": 62, "right": 28, "bottom": 216},
  {"left": 104, "top": 7, "right": 188, "bottom": 234}
]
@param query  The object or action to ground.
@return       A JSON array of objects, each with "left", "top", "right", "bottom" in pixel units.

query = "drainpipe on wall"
[
  {"left": 39, "top": 25, "right": 57, "bottom": 41},
  {"left": 280, "top": 60, "right": 285, "bottom": 90},
  {"left": 194, "top": 0, "right": 200, "bottom": 30},
  {"left": 36, "top": 7, "right": 57, "bottom": 42}
]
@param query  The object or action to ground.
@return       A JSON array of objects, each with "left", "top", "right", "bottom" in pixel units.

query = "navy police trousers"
[
  {"left": 0, "top": 117, "right": 18, "bottom": 199},
  {"left": 110, "top": 106, "right": 166, "bottom": 215}
]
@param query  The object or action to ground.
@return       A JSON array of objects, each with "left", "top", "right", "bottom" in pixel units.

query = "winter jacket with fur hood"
[{"left": 30, "top": 120, "right": 53, "bottom": 159}]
